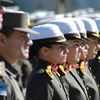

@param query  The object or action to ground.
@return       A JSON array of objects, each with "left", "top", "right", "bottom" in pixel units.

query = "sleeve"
[{"left": 25, "top": 75, "right": 54, "bottom": 100}]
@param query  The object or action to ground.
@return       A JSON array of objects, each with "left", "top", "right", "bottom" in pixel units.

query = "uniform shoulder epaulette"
[
  {"left": 79, "top": 61, "right": 86, "bottom": 75},
  {"left": 45, "top": 65, "right": 54, "bottom": 79},
  {"left": 0, "top": 61, "right": 6, "bottom": 77},
  {"left": 64, "top": 64, "right": 72, "bottom": 71},
  {"left": 58, "top": 65, "right": 67, "bottom": 75}
]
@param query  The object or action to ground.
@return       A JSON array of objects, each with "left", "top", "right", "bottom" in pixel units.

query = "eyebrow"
[{"left": 73, "top": 40, "right": 80, "bottom": 43}]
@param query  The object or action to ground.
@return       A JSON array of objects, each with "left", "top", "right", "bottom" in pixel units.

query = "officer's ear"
[
  {"left": 40, "top": 46, "right": 49, "bottom": 56},
  {"left": 0, "top": 32, "right": 7, "bottom": 47}
]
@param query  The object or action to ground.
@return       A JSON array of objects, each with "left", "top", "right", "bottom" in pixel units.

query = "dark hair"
[
  {"left": 0, "top": 27, "right": 14, "bottom": 37},
  {"left": 29, "top": 41, "right": 54, "bottom": 59}
]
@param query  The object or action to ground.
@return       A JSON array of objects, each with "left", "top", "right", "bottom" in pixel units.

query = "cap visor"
[
  {"left": 57, "top": 41, "right": 72, "bottom": 46},
  {"left": 1, "top": 0, "right": 13, "bottom": 3},
  {"left": 13, "top": 27, "right": 39, "bottom": 34},
  {"left": 90, "top": 35, "right": 100, "bottom": 40},
  {"left": 84, "top": 38, "right": 92, "bottom": 41},
  {"left": 79, "top": 38, "right": 87, "bottom": 41}
]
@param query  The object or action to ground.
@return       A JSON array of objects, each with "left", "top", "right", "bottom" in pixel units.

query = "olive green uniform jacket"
[
  {"left": 57, "top": 65, "right": 89, "bottom": 100},
  {"left": 0, "top": 56, "right": 24, "bottom": 100},
  {"left": 77, "top": 61, "right": 100, "bottom": 100},
  {"left": 88, "top": 56, "right": 100, "bottom": 87}
]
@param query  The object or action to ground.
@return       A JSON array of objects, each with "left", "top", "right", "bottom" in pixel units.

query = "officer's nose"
[
  {"left": 26, "top": 33, "right": 33, "bottom": 46},
  {"left": 85, "top": 44, "right": 89, "bottom": 50},
  {"left": 78, "top": 46, "right": 82, "bottom": 53},
  {"left": 96, "top": 44, "right": 100, "bottom": 51},
  {"left": 29, "top": 40, "right": 33, "bottom": 46}
]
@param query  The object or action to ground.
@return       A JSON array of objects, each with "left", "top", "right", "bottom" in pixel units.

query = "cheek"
[
  {"left": 89, "top": 45, "right": 95, "bottom": 51},
  {"left": 82, "top": 48, "right": 86, "bottom": 53},
  {"left": 67, "top": 48, "right": 75, "bottom": 57},
  {"left": 87, "top": 48, "right": 95, "bottom": 57}
]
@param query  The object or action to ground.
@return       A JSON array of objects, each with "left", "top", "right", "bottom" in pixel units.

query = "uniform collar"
[
  {"left": 0, "top": 56, "right": 18, "bottom": 79},
  {"left": 38, "top": 59, "right": 57, "bottom": 69},
  {"left": 63, "top": 63, "right": 72, "bottom": 71}
]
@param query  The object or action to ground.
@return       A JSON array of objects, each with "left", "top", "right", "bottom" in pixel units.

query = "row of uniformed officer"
[
  {"left": 77, "top": 18, "right": 100, "bottom": 100},
  {"left": 48, "top": 18, "right": 89, "bottom": 100},
  {"left": 88, "top": 18, "right": 100, "bottom": 90},
  {"left": 26, "top": 17, "right": 100, "bottom": 100}
]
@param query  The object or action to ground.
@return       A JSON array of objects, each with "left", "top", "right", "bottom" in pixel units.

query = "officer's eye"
[
  {"left": 59, "top": 46, "right": 67, "bottom": 50},
  {"left": 74, "top": 44, "right": 80, "bottom": 47}
]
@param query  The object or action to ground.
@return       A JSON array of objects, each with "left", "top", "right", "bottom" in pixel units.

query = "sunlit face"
[
  {"left": 2, "top": 30, "right": 33, "bottom": 63},
  {"left": 86, "top": 37, "right": 99, "bottom": 60},
  {"left": 46, "top": 44, "right": 69, "bottom": 65},
  {"left": 0, "top": 5, "right": 5, "bottom": 29},
  {"left": 80, "top": 41, "right": 89, "bottom": 60},
  {"left": 66, "top": 39, "right": 82, "bottom": 65}
]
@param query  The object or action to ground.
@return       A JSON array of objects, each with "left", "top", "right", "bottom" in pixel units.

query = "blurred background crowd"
[{"left": 3, "top": 0, "right": 100, "bottom": 23}]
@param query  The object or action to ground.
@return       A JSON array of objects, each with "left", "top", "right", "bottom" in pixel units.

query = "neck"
[{"left": 0, "top": 54, "right": 16, "bottom": 65}]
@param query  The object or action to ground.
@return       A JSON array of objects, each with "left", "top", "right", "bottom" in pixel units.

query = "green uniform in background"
[{"left": 0, "top": 56, "right": 25, "bottom": 100}]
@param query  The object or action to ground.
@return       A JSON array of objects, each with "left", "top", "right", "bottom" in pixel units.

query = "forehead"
[
  {"left": 51, "top": 43, "right": 66, "bottom": 47},
  {"left": 90, "top": 37, "right": 98, "bottom": 41},
  {"left": 9, "top": 30, "right": 28, "bottom": 37},
  {"left": 68, "top": 39, "right": 82, "bottom": 44}
]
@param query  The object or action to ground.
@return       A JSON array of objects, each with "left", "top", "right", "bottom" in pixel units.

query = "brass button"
[
  {"left": 86, "top": 87, "right": 89, "bottom": 90},
  {"left": 89, "top": 96, "right": 91, "bottom": 99},
  {"left": 77, "top": 71, "right": 80, "bottom": 74},
  {"left": 89, "top": 67, "right": 91, "bottom": 70},
  {"left": 93, "top": 76, "right": 96, "bottom": 79}
]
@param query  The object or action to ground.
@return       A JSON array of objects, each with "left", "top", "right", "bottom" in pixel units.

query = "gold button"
[
  {"left": 94, "top": 76, "right": 96, "bottom": 79},
  {"left": 89, "top": 96, "right": 91, "bottom": 99},
  {"left": 77, "top": 71, "right": 80, "bottom": 74},
  {"left": 87, "top": 87, "right": 89, "bottom": 90},
  {"left": 89, "top": 67, "right": 91, "bottom": 70},
  {"left": 97, "top": 84, "right": 99, "bottom": 88}
]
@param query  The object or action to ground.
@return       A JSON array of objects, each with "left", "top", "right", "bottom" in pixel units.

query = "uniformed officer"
[
  {"left": 12, "top": 59, "right": 33, "bottom": 96},
  {"left": 26, "top": 24, "right": 70, "bottom": 100},
  {"left": 0, "top": 10, "right": 38, "bottom": 100},
  {"left": 0, "top": 0, "right": 11, "bottom": 99},
  {"left": 88, "top": 18, "right": 100, "bottom": 93},
  {"left": 72, "top": 18, "right": 91, "bottom": 99},
  {"left": 49, "top": 18, "right": 89, "bottom": 100},
  {"left": 79, "top": 17, "right": 100, "bottom": 100}
]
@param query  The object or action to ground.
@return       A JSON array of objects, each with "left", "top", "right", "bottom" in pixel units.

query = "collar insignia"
[
  {"left": 45, "top": 65, "right": 54, "bottom": 79},
  {"left": 58, "top": 65, "right": 67, "bottom": 75}
]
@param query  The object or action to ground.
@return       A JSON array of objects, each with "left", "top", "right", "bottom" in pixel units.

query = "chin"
[
  {"left": 61, "top": 60, "right": 66, "bottom": 64},
  {"left": 0, "top": 25, "right": 2, "bottom": 30},
  {"left": 22, "top": 55, "right": 29, "bottom": 60}
]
